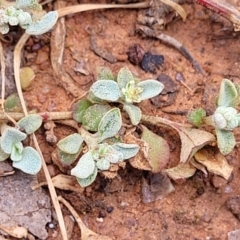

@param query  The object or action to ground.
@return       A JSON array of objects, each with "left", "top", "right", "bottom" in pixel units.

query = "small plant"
[
  {"left": 0, "top": 0, "right": 58, "bottom": 35},
  {"left": 0, "top": 114, "right": 42, "bottom": 174},
  {"left": 89, "top": 67, "right": 164, "bottom": 125},
  {"left": 57, "top": 107, "right": 139, "bottom": 187},
  {"left": 188, "top": 79, "right": 240, "bottom": 155}
]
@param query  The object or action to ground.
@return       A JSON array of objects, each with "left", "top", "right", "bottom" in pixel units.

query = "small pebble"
[
  {"left": 47, "top": 222, "right": 55, "bottom": 229},
  {"left": 175, "top": 72, "right": 185, "bottom": 82},
  {"left": 107, "top": 206, "right": 114, "bottom": 213},
  {"left": 96, "top": 217, "right": 104, "bottom": 223}
]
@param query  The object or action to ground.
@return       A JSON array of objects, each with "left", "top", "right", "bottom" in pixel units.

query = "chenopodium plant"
[
  {"left": 0, "top": 0, "right": 58, "bottom": 35},
  {"left": 188, "top": 79, "right": 240, "bottom": 155},
  {"left": 89, "top": 67, "right": 164, "bottom": 125},
  {"left": 0, "top": 114, "right": 42, "bottom": 174},
  {"left": 57, "top": 107, "right": 140, "bottom": 187}
]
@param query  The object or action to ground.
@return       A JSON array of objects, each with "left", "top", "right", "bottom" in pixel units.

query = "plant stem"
[{"left": 0, "top": 111, "right": 72, "bottom": 121}]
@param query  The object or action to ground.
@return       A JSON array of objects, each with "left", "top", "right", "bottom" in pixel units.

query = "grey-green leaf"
[
  {"left": 217, "top": 79, "right": 238, "bottom": 107},
  {"left": 123, "top": 103, "right": 142, "bottom": 125},
  {"left": 97, "top": 67, "right": 115, "bottom": 80},
  {"left": 98, "top": 108, "right": 122, "bottom": 142},
  {"left": 1, "top": 128, "right": 27, "bottom": 154},
  {"left": 18, "top": 114, "right": 42, "bottom": 134},
  {"left": 57, "top": 133, "right": 83, "bottom": 154},
  {"left": 72, "top": 99, "right": 93, "bottom": 123},
  {"left": 25, "top": 11, "right": 58, "bottom": 35},
  {"left": 0, "top": 137, "right": 9, "bottom": 161},
  {"left": 117, "top": 67, "right": 134, "bottom": 89},
  {"left": 90, "top": 80, "right": 121, "bottom": 101},
  {"left": 215, "top": 129, "right": 236, "bottom": 155},
  {"left": 138, "top": 80, "right": 164, "bottom": 101},
  {"left": 10, "top": 142, "right": 23, "bottom": 162},
  {"left": 71, "top": 152, "right": 95, "bottom": 179},
  {"left": 112, "top": 143, "right": 140, "bottom": 160},
  {"left": 96, "top": 158, "right": 111, "bottom": 170},
  {"left": 12, "top": 147, "right": 42, "bottom": 174},
  {"left": 76, "top": 167, "right": 98, "bottom": 188}
]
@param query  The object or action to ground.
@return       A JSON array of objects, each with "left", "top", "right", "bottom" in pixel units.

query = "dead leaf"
[
  {"left": 141, "top": 125, "right": 170, "bottom": 172},
  {"left": 164, "top": 162, "right": 196, "bottom": 180},
  {"left": 0, "top": 225, "right": 27, "bottom": 239},
  {"left": 173, "top": 125, "right": 215, "bottom": 163},
  {"left": 194, "top": 148, "right": 233, "bottom": 180},
  {"left": 190, "top": 158, "right": 207, "bottom": 175}
]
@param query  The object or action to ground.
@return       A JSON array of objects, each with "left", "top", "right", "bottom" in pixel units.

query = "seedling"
[
  {"left": 188, "top": 79, "right": 240, "bottom": 155},
  {"left": 0, "top": 114, "right": 42, "bottom": 174},
  {"left": 89, "top": 67, "right": 164, "bottom": 125}
]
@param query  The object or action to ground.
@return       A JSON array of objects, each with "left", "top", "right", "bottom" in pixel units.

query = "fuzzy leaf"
[
  {"left": 18, "top": 114, "right": 42, "bottom": 134},
  {"left": 217, "top": 79, "right": 238, "bottom": 107},
  {"left": 82, "top": 104, "right": 111, "bottom": 132},
  {"left": 215, "top": 129, "right": 236, "bottom": 155},
  {"left": 0, "top": 137, "right": 9, "bottom": 161},
  {"left": 57, "top": 133, "right": 83, "bottom": 154},
  {"left": 72, "top": 99, "right": 93, "bottom": 123},
  {"left": 97, "top": 67, "right": 115, "bottom": 80},
  {"left": 187, "top": 108, "right": 206, "bottom": 127},
  {"left": 112, "top": 143, "right": 140, "bottom": 160},
  {"left": 194, "top": 148, "right": 233, "bottom": 180},
  {"left": 141, "top": 125, "right": 170, "bottom": 172},
  {"left": 123, "top": 103, "right": 142, "bottom": 125},
  {"left": 165, "top": 163, "right": 196, "bottom": 180},
  {"left": 25, "top": 11, "right": 58, "bottom": 35},
  {"left": 138, "top": 80, "right": 164, "bottom": 100},
  {"left": 1, "top": 128, "right": 27, "bottom": 154},
  {"left": 117, "top": 67, "right": 134, "bottom": 89},
  {"left": 98, "top": 108, "right": 122, "bottom": 142},
  {"left": 12, "top": 147, "right": 42, "bottom": 174},
  {"left": 10, "top": 142, "right": 23, "bottom": 162},
  {"left": 58, "top": 148, "right": 82, "bottom": 166},
  {"left": 90, "top": 80, "right": 121, "bottom": 101},
  {"left": 4, "top": 94, "right": 22, "bottom": 112},
  {"left": 96, "top": 158, "right": 111, "bottom": 170},
  {"left": 76, "top": 167, "right": 98, "bottom": 188},
  {"left": 71, "top": 152, "right": 95, "bottom": 179},
  {"left": 20, "top": 67, "right": 35, "bottom": 90}
]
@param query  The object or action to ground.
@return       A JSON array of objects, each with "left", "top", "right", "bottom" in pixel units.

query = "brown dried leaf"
[
  {"left": 173, "top": 125, "right": 215, "bottom": 163},
  {"left": 164, "top": 162, "right": 196, "bottom": 180},
  {"left": 194, "top": 148, "right": 233, "bottom": 180}
]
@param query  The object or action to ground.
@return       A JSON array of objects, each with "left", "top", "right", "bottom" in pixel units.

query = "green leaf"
[
  {"left": 90, "top": 80, "right": 121, "bottom": 101},
  {"left": 10, "top": 142, "right": 23, "bottom": 161},
  {"left": 187, "top": 108, "right": 206, "bottom": 127},
  {"left": 215, "top": 129, "right": 236, "bottom": 155},
  {"left": 112, "top": 143, "right": 140, "bottom": 160},
  {"left": 18, "top": 114, "right": 42, "bottom": 134},
  {"left": 123, "top": 103, "right": 142, "bottom": 125},
  {"left": 97, "top": 67, "right": 115, "bottom": 80},
  {"left": 72, "top": 99, "right": 93, "bottom": 123},
  {"left": 98, "top": 108, "right": 122, "bottom": 142},
  {"left": 76, "top": 167, "right": 98, "bottom": 188},
  {"left": 217, "top": 79, "right": 238, "bottom": 107},
  {"left": 1, "top": 127, "right": 27, "bottom": 154},
  {"left": 71, "top": 152, "right": 95, "bottom": 179},
  {"left": 12, "top": 147, "right": 42, "bottom": 174},
  {"left": 25, "top": 11, "right": 58, "bottom": 35},
  {"left": 96, "top": 158, "right": 111, "bottom": 170},
  {"left": 82, "top": 104, "right": 111, "bottom": 132},
  {"left": 58, "top": 148, "right": 82, "bottom": 166},
  {"left": 141, "top": 125, "right": 170, "bottom": 172},
  {"left": 138, "top": 80, "right": 164, "bottom": 100},
  {"left": 117, "top": 67, "right": 134, "bottom": 89},
  {"left": 4, "top": 93, "right": 22, "bottom": 112},
  {"left": 57, "top": 133, "right": 83, "bottom": 154},
  {"left": 0, "top": 137, "right": 10, "bottom": 161}
]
